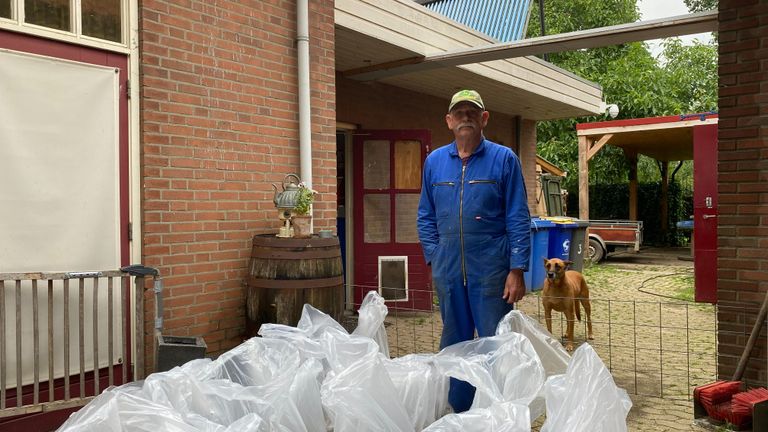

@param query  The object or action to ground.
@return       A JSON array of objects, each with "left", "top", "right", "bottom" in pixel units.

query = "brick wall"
[
  {"left": 139, "top": 0, "right": 336, "bottom": 364},
  {"left": 717, "top": 0, "right": 768, "bottom": 385}
]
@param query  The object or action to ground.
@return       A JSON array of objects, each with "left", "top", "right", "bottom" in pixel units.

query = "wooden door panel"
[
  {"left": 693, "top": 124, "right": 718, "bottom": 303},
  {"left": 353, "top": 130, "right": 431, "bottom": 311}
]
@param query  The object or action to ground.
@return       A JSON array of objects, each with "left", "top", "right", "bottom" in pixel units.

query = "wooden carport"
[
  {"left": 576, "top": 113, "right": 718, "bottom": 223},
  {"left": 576, "top": 113, "right": 720, "bottom": 302}
]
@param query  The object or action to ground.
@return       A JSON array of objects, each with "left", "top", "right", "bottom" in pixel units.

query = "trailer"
[{"left": 587, "top": 220, "right": 643, "bottom": 263}]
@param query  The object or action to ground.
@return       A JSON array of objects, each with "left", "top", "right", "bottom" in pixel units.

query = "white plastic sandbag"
[
  {"left": 421, "top": 401, "right": 530, "bottom": 432},
  {"left": 288, "top": 358, "right": 327, "bottom": 432},
  {"left": 353, "top": 290, "right": 390, "bottom": 358},
  {"left": 58, "top": 380, "right": 273, "bottom": 432},
  {"left": 197, "top": 338, "right": 325, "bottom": 431},
  {"left": 258, "top": 304, "right": 349, "bottom": 365},
  {"left": 434, "top": 333, "right": 545, "bottom": 412},
  {"left": 151, "top": 338, "right": 321, "bottom": 432},
  {"left": 495, "top": 310, "right": 571, "bottom": 420},
  {"left": 141, "top": 370, "right": 292, "bottom": 431},
  {"left": 384, "top": 354, "right": 450, "bottom": 430},
  {"left": 495, "top": 310, "right": 570, "bottom": 376},
  {"left": 260, "top": 304, "right": 402, "bottom": 431},
  {"left": 296, "top": 303, "right": 348, "bottom": 336},
  {"left": 192, "top": 337, "right": 300, "bottom": 386},
  {"left": 57, "top": 385, "right": 204, "bottom": 432},
  {"left": 320, "top": 333, "right": 414, "bottom": 432},
  {"left": 541, "top": 343, "right": 632, "bottom": 432}
]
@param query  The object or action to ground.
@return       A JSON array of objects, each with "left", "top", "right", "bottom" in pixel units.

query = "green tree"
[
  {"left": 635, "top": 39, "right": 717, "bottom": 185},
  {"left": 684, "top": 0, "right": 717, "bottom": 12},
  {"left": 527, "top": 0, "right": 717, "bottom": 193},
  {"left": 661, "top": 39, "right": 717, "bottom": 113}
]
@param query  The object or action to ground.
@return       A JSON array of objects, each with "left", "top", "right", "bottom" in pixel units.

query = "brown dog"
[{"left": 542, "top": 258, "right": 593, "bottom": 352}]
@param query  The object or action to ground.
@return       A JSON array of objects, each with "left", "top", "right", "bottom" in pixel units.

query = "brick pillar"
[
  {"left": 717, "top": 0, "right": 768, "bottom": 386},
  {"left": 518, "top": 118, "right": 538, "bottom": 215}
]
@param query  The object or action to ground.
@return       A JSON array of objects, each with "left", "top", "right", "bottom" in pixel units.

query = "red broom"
[
  {"left": 693, "top": 287, "right": 768, "bottom": 427},
  {"left": 727, "top": 387, "right": 768, "bottom": 428},
  {"left": 696, "top": 381, "right": 741, "bottom": 420}
]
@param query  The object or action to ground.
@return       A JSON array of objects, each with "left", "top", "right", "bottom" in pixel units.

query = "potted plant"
[{"left": 292, "top": 182, "right": 316, "bottom": 238}]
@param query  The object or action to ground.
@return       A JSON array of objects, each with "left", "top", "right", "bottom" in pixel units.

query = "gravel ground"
[{"left": 379, "top": 247, "right": 727, "bottom": 431}]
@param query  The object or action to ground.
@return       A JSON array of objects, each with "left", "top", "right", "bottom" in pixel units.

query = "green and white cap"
[{"left": 448, "top": 89, "right": 485, "bottom": 111}]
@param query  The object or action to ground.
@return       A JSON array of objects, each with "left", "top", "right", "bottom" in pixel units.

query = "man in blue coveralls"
[{"left": 417, "top": 89, "right": 531, "bottom": 413}]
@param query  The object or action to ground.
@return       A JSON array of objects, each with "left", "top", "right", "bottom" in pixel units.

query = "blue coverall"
[{"left": 417, "top": 138, "right": 531, "bottom": 413}]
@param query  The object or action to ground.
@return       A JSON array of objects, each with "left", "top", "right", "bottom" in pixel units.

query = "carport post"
[
  {"left": 578, "top": 135, "right": 589, "bottom": 220},
  {"left": 625, "top": 149, "right": 638, "bottom": 221}
]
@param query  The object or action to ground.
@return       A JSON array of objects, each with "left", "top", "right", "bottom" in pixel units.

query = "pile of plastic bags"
[{"left": 58, "top": 292, "right": 631, "bottom": 431}]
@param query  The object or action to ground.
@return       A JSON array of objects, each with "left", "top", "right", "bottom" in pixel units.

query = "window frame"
[{"left": 0, "top": 0, "right": 129, "bottom": 53}]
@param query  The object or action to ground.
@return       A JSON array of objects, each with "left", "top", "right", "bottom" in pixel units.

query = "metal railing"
[{"left": 0, "top": 270, "right": 147, "bottom": 419}]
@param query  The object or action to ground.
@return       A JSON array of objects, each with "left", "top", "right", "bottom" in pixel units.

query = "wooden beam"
[
  {"left": 536, "top": 155, "right": 566, "bottom": 177},
  {"left": 576, "top": 117, "right": 718, "bottom": 137},
  {"left": 626, "top": 150, "right": 638, "bottom": 221},
  {"left": 578, "top": 136, "right": 590, "bottom": 220},
  {"left": 660, "top": 161, "right": 669, "bottom": 235},
  {"left": 587, "top": 133, "right": 614, "bottom": 161},
  {"left": 345, "top": 11, "right": 717, "bottom": 81}
]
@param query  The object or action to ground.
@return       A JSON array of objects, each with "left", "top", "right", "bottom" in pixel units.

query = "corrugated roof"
[{"left": 421, "top": 0, "right": 533, "bottom": 42}]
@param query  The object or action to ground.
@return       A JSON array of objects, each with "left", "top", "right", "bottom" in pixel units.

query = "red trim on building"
[{"left": 576, "top": 113, "right": 719, "bottom": 131}]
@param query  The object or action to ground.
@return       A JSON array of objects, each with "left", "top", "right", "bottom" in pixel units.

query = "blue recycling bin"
[
  {"left": 524, "top": 218, "right": 555, "bottom": 292},
  {"left": 676, "top": 219, "right": 694, "bottom": 231},
  {"left": 547, "top": 220, "right": 578, "bottom": 262}
]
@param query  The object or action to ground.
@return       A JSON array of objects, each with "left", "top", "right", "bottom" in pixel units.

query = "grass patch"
[
  {"left": 672, "top": 285, "right": 695, "bottom": 302},
  {"left": 671, "top": 273, "right": 695, "bottom": 302},
  {"left": 583, "top": 264, "right": 620, "bottom": 278},
  {"left": 582, "top": 264, "right": 623, "bottom": 293}
]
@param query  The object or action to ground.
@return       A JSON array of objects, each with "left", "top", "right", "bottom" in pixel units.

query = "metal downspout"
[{"left": 297, "top": 0, "right": 313, "bottom": 231}]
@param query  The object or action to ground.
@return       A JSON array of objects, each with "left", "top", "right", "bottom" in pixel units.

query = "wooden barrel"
[{"left": 245, "top": 234, "right": 344, "bottom": 337}]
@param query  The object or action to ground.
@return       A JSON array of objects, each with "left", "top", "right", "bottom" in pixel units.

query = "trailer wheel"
[{"left": 588, "top": 239, "right": 605, "bottom": 263}]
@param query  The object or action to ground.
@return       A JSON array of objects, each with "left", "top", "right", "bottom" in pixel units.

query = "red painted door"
[
  {"left": 693, "top": 124, "right": 718, "bottom": 303},
  {"left": 0, "top": 30, "right": 131, "bottom": 430},
  {"left": 353, "top": 130, "right": 432, "bottom": 311}
]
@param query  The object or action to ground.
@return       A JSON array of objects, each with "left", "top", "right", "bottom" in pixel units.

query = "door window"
[
  {"left": 395, "top": 194, "right": 419, "bottom": 243},
  {"left": 363, "top": 140, "right": 390, "bottom": 189},
  {"left": 394, "top": 140, "right": 421, "bottom": 189},
  {"left": 363, "top": 194, "right": 390, "bottom": 243}
]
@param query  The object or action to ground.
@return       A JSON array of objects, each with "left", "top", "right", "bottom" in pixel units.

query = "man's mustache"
[{"left": 455, "top": 123, "right": 475, "bottom": 131}]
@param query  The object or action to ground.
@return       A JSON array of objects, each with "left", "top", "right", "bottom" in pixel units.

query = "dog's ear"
[
  {"left": 564, "top": 260, "right": 574, "bottom": 267},
  {"left": 543, "top": 258, "right": 549, "bottom": 265}
]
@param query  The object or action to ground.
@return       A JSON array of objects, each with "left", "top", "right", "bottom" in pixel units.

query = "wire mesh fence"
[{"left": 343, "top": 282, "right": 766, "bottom": 402}]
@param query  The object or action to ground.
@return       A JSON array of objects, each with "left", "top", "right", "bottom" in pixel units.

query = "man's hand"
[{"left": 502, "top": 269, "right": 526, "bottom": 304}]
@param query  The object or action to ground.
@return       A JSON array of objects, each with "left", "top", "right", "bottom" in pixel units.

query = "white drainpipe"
[{"left": 297, "top": 0, "right": 313, "bottom": 230}]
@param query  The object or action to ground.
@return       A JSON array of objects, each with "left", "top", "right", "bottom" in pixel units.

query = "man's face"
[{"left": 445, "top": 102, "right": 489, "bottom": 140}]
